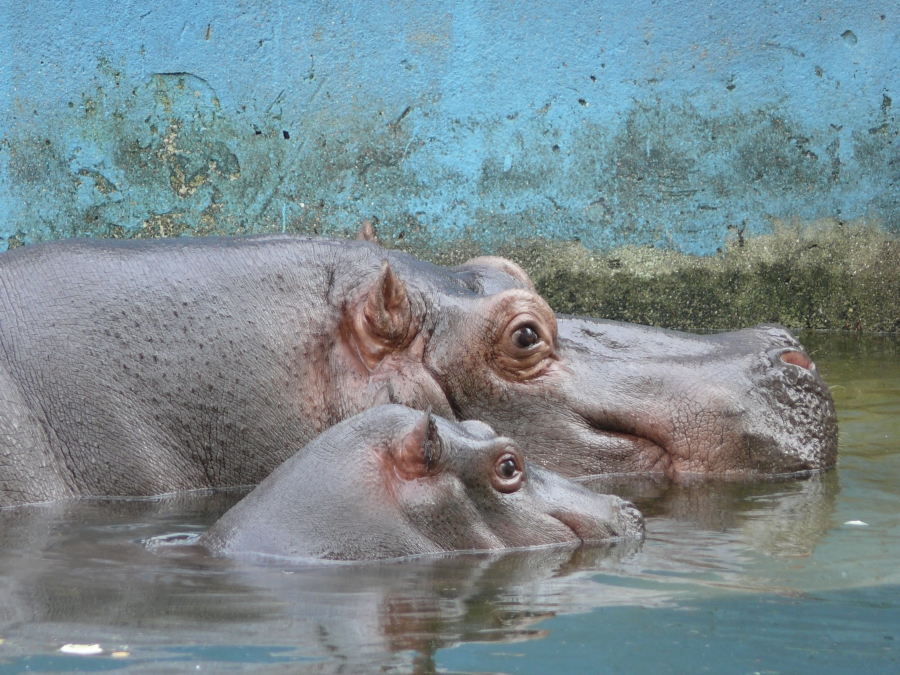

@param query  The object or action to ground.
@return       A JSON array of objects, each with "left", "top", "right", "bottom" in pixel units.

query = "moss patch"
[{"left": 413, "top": 218, "right": 900, "bottom": 333}]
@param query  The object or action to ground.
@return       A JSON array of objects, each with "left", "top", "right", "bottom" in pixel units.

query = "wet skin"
[
  {"left": 200, "top": 405, "right": 644, "bottom": 561},
  {"left": 0, "top": 235, "right": 836, "bottom": 505}
]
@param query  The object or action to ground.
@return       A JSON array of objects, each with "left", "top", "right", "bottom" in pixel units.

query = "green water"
[
  {"left": 0, "top": 333, "right": 897, "bottom": 674},
  {"left": 459, "top": 332, "right": 899, "bottom": 675}
]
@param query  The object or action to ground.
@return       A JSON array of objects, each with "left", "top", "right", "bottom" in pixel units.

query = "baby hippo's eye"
[
  {"left": 497, "top": 457, "right": 517, "bottom": 479},
  {"left": 512, "top": 325, "right": 540, "bottom": 349}
]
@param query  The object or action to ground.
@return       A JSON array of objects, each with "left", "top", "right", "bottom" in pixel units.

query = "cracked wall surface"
[{"left": 2, "top": 0, "right": 899, "bottom": 330}]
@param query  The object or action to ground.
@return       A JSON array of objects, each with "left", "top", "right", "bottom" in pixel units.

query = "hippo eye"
[
  {"left": 512, "top": 325, "right": 540, "bottom": 349},
  {"left": 493, "top": 301, "right": 557, "bottom": 382},
  {"left": 497, "top": 457, "right": 517, "bottom": 479},
  {"left": 491, "top": 451, "right": 524, "bottom": 493}
]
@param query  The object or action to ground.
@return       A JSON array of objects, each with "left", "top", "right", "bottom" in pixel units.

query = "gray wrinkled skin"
[
  {"left": 200, "top": 405, "right": 644, "bottom": 561},
  {"left": 0, "top": 235, "right": 837, "bottom": 505}
]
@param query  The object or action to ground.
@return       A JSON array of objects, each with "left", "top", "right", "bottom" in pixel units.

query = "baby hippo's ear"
[{"left": 391, "top": 407, "right": 442, "bottom": 480}]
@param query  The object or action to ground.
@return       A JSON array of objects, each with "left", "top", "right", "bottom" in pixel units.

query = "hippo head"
[
  {"left": 332, "top": 248, "right": 837, "bottom": 478},
  {"left": 201, "top": 405, "right": 643, "bottom": 561}
]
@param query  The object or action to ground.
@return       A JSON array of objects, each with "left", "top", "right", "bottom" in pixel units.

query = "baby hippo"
[{"left": 201, "top": 405, "right": 644, "bottom": 561}]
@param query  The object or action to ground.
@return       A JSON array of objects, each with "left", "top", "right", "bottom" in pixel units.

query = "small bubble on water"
[
  {"left": 60, "top": 644, "right": 103, "bottom": 656},
  {"left": 142, "top": 532, "right": 202, "bottom": 549}
]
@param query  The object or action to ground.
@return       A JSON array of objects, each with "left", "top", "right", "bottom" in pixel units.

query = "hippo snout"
[
  {"left": 521, "top": 317, "right": 840, "bottom": 476},
  {"left": 550, "top": 494, "right": 645, "bottom": 543},
  {"left": 530, "top": 464, "right": 646, "bottom": 543},
  {"left": 613, "top": 499, "right": 646, "bottom": 540}
]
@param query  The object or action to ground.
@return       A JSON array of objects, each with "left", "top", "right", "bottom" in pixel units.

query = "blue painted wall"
[{"left": 2, "top": 1, "right": 897, "bottom": 255}]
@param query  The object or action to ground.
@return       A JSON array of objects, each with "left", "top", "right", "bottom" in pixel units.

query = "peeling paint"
[{"left": 1, "top": 0, "right": 898, "bottom": 329}]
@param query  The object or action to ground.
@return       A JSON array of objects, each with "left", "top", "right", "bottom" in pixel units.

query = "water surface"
[{"left": 0, "top": 333, "right": 897, "bottom": 674}]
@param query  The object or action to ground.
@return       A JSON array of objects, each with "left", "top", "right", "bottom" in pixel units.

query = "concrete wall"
[{"left": 2, "top": 1, "right": 899, "bottom": 329}]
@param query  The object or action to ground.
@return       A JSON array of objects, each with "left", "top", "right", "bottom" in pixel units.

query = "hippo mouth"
[
  {"left": 548, "top": 515, "right": 588, "bottom": 544},
  {"left": 547, "top": 507, "right": 610, "bottom": 544},
  {"left": 579, "top": 388, "right": 835, "bottom": 477},
  {"left": 582, "top": 414, "right": 677, "bottom": 476},
  {"left": 548, "top": 500, "right": 645, "bottom": 542}
]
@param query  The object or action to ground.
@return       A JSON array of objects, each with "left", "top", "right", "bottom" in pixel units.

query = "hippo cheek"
[
  {"left": 398, "top": 480, "right": 508, "bottom": 552},
  {"left": 459, "top": 391, "right": 679, "bottom": 478},
  {"left": 549, "top": 408, "right": 672, "bottom": 476}
]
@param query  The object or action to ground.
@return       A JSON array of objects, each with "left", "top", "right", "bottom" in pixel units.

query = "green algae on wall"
[
  {"left": 499, "top": 220, "right": 900, "bottom": 333},
  {"left": 418, "top": 218, "right": 900, "bottom": 333}
]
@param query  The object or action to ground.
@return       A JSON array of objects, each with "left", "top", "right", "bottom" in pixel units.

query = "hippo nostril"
[{"left": 780, "top": 350, "right": 814, "bottom": 371}]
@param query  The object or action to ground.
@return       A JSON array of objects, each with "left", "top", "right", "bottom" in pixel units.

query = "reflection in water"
[
  {"left": 0, "top": 333, "right": 896, "bottom": 673},
  {"left": 0, "top": 470, "right": 839, "bottom": 672},
  {"left": 0, "top": 493, "right": 646, "bottom": 671},
  {"left": 587, "top": 469, "right": 840, "bottom": 558}
]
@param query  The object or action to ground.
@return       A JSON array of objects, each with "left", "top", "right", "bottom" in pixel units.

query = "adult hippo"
[
  {"left": 201, "top": 405, "right": 644, "bottom": 561},
  {"left": 0, "top": 234, "right": 836, "bottom": 505}
]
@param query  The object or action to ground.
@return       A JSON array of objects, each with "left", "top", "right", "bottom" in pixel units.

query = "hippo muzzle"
[
  {"left": 527, "top": 464, "right": 645, "bottom": 542},
  {"left": 530, "top": 318, "right": 838, "bottom": 477}
]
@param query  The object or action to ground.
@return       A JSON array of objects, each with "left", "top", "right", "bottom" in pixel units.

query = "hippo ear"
[
  {"left": 357, "top": 219, "right": 378, "bottom": 243},
  {"left": 391, "top": 407, "right": 442, "bottom": 480},
  {"left": 363, "top": 260, "right": 412, "bottom": 345}
]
